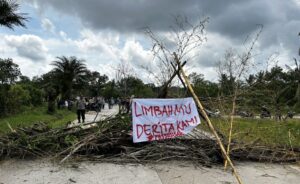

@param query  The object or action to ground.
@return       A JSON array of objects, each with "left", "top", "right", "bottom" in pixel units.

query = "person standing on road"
[
  {"left": 125, "top": 95, "right": 135, "bottom": 114},
  {"left": 76, "top": 96, "right": 86, "bottom": 123},
  {"left": 109, "top": 97, "right": 114, "bottom": 109}
]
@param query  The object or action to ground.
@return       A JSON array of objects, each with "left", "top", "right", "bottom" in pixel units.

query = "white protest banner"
[{"left": 132, "top": 97, "right": 201, "bottom": 143}]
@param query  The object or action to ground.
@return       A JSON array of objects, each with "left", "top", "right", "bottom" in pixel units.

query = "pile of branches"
[{"left": 0, "top": 115, "right": 299, "bottom": 165}]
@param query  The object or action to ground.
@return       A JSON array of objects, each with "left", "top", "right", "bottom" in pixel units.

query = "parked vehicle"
[
  {"left": 284, "top": 111, "right": 294, "bottom": 120},
  {"left": 205, "top": 109, "right": 221, "bottom": 117},
  {"left": 260, "top": 106, "right": 271, "bottom": 118},
  {"left": 236, "top": 110, "right": 254, "bottom": 118}
]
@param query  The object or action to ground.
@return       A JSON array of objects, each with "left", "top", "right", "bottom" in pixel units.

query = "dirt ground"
[{"left": 0, "top": 159, "right": 299, "bottom": 184}]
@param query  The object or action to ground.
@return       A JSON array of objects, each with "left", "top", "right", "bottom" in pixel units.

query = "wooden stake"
[
  {"left": 170, "top": 62, "right": 187, "bottom": 90},
  {"left": 224, "top": 91, "right": 237, "bottom": 170},
  {"left": 173, "top": 53, "right": 244, "bottom": 184},
  {"left": 158, "top": 61, "right": 187, "bottom": 98}
]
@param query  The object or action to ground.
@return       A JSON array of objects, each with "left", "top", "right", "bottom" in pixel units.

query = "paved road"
[
  {"left": 0, "top": 159, "right": 299, "bottom": 184},
  {"left": 68, "top": 103, "right": 119, "bottom": 129}
]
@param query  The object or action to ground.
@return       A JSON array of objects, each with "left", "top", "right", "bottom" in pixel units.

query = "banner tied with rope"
[{"left": 132, "top": 97, "right": 201, "bottom": 143}]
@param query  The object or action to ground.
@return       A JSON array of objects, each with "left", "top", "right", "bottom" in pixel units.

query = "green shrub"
[{"left": 7, "top": 84, "right": 30, "bottom": 114}]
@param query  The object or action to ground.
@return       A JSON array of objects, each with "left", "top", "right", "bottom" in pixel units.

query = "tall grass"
[
  {"left": 199, "top": 118, "right": 300, "bottom": 148},
  {"left": 0, "top": 105, "right": 76, "bottom": 133}
]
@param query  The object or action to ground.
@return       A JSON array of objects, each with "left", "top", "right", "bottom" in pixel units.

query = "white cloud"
[
  {"left": 0, "top": 27, "right": 295, "bottom": 84},
  {"left": 4, "top": 34, "right": 48, "bottom": 61},
  {"left": 59, "top": 31, "right": 67, "bottom": 40},
  {"left": 74, "top": 30, "right": 120, "bottom": 60},
  {"left": 0, "top": 33, "right": 52, "bottom": 78},
  {"left": 120, "top": 39, "right": 152, "bottom": 66},
  {"left": 71, "top": 30, "right": 155, "bottom": 82},
  {"left": 15, "top": 0, "right": 299, "bottom": 84},
  {"left": 41, "top": 18, "right": 55, "bottom": 33}
]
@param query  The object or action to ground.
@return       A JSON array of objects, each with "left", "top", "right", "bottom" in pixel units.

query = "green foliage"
[
  {"left": 72, "top": 71, "right": 109, "bottom": 98},
  {"left": 0, "top": 58, "right": 21, "bottom": 84},
  {"left": 0, "top": 84, "right": 9, "bottom": 115},
  {"left": 219, "top": 73, "right": 235, "bottom": 96},
  {"left": 241, "top": 65, "right": 300, "bottom": 112},
  {"left": 116, "top": 76, "right": 156, "bottom": 98},
  {"left": 139, "top": 83, "right": 156, "bottom": 98},
  {"left": 189, "top": 72, "right": 219, "bottom": 98},
  {"left": 64, "top": 135, "right": 79, "bottom": 146},
  {"left": 0, "top": 84, "right": 30, "bottom": 115},
  {"left": 0, "top": 0, "right": 27, "bottom": 29},
  {"left": 39, "top": 71, "right": 61, "bottom": 113},
  {"left": 103, "top": 80, "right": 119, "bottom": 98},
  {"left": 0, "top": 69, "right": 44, "bottom": 116},
  {"left": 212, "top": 63, "right": 300, "bottom": 113},
  {"left": 19, "top": 75, "right": 30, "bottom": 84},
  {"left": 82, "top": 71, "right": 108, "bottom": 97},
  {"left": 22, "top": 84, "right": 44, "bottom": 106},
  {"left": 7, "top": 84, "right": 30, "bottom": 111},
  {"left": 0, "top": 58, "right": 24, "bottom": 116},
  {"left": 51, "top": 56, "right": 88, "bottom": 100}
]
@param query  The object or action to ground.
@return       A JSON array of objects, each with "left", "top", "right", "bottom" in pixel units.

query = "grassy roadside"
[
  {"left": 199, "top": 117, "right": 300, "bottom": 148},
  {"left": 0, "top": 105, "right": 76, "bottom": 134}
]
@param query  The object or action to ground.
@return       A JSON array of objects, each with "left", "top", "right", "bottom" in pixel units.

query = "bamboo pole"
[
  {"left": 224, "top": 90, "right": 237, "bottom": 170},
  {"left": 173, "top": 53, "right": 244, "bottom": 184}
]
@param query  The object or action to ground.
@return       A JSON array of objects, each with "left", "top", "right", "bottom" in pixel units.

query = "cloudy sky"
[{"left": 1, "top": 0, "right": 300, "bottom": 83}]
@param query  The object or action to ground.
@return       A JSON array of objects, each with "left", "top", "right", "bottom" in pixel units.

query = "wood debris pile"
[{"left": 0, "top": 115, "right": 299, "bottom": 165}]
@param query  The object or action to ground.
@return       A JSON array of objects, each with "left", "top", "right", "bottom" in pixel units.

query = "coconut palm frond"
[{"left": 0, "top": 0, "right": 28, "bottom": 29}]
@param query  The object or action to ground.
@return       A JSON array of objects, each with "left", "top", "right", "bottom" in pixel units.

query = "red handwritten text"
[
  {"left": 135, "top": 116, "right": 198, "bottom": 141},
  {"left": 134, "top": 102, "right": 192, "bottom": 117}
]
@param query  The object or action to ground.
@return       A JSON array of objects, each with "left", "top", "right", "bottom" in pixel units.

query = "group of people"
[
  {"left": 57, "top": 99, "right": 73, "bottom": 110},
  {"left": 86, "top": 96, "right": 106, "bottom": 112},
  {"left": 76, "top": 96, "right": 110, "bottom": 123},
  {"left": 76, "top": 96, "right": 120, "bottom": 124},
  {"left": 119, "top": 95, "right": 134, "bottom": 114},
  {"left": 59, "top": 95, "right": 134, "bottom": 124}
]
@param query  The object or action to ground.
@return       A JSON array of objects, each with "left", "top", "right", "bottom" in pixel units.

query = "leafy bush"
[
  {"left": 21, "top": 84, "right": 44, "bottom": 106},
  {"left": 7, "top": 84, "right": 30, "bottom": 113}
]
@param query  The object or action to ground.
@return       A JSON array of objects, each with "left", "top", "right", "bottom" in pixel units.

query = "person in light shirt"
[{"left": 76, "top": 96, "right": 86, "bottom": 123}]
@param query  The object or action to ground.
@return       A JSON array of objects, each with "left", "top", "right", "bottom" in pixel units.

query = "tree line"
[
  {"left": 0, "top": 56, "right": 158, "bottom": 116},
  {"left": 0, "top": 56, "right": 299, "bottom": 117}
]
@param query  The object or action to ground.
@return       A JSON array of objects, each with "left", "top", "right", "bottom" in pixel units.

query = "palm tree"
[
  {"left": 0, "top": 0, "right": 27, "bottom": 29},
  {"left": 52, "top": 56, "right": 87, "bottom": 100}
]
